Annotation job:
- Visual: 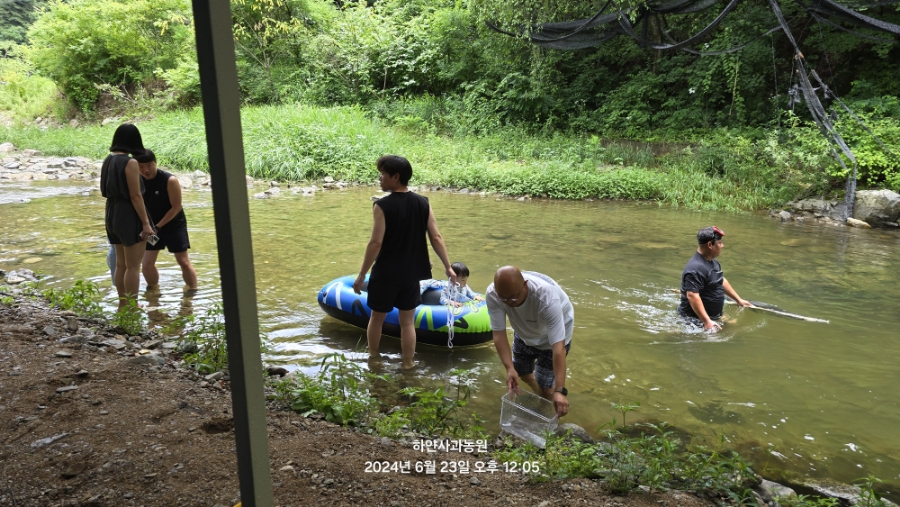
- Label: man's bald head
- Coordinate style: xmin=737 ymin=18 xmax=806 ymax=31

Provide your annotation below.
xmin=494 ymin=266 xmax=524 ymax=296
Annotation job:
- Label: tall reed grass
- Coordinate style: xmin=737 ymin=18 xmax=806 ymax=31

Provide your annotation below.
xmin=0 ymin=103 xmax=800 ymax=209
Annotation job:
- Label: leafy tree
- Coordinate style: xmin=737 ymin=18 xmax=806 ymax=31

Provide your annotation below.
xmin=0 ymin=0 xmax=47 ymax=46
xmin=26 ymin=0 xmax=194 ymax=110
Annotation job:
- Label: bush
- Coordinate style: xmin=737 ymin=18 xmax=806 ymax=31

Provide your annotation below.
xmin=111 ymin=298 xmax=146 ymax=336
xmin=271 ymin=353 xmax=382 ymax=425
xmin=26 ymin=0 xmax=194 ymax=111
xmin=42 ymin=280 xmax=103 ymax=318
xmin=0 ymin=43 xmax=59 ymax=121
xmin=374 ymin=368 xmax=486 ymax=438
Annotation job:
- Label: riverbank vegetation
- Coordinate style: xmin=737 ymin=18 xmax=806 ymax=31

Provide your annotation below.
xmin=4 ymin=275 xmax=894 ymax=505
xmin=1 ymin=0 xmax=899 ymax=209
xmin=0 ymin=104 xmax=845 ymax=210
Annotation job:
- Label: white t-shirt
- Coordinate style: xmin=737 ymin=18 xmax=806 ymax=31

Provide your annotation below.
xmin=486 ymin=271 xmax=574 ymax=350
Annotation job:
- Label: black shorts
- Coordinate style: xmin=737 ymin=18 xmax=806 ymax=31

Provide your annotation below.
xmin=147 ymin=224 xmax=191 ymax=253
xmin=512 ymin=335 xmax=571 ymax=389
xmin=676 ymin=308 xmax=722 ymax=327
xmin=366 ymin=278 xmax=421 ymax=313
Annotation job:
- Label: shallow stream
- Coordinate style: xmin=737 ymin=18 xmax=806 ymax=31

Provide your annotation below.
xmin=2 ymin=181 xmax=898 ymax=495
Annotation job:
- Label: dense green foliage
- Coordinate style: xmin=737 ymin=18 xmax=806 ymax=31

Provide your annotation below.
xmin=0 ymin=103 xmax=826 ymax=209
xmin=1 ymin=0 xmax=899 ymax=203
xmin=25 ymin=0 xmax=195 ymax=111
xmin=0 ymin=0 xmax=46 ymax=45
xmin=0 ymin=43 xmax=58 ymax=120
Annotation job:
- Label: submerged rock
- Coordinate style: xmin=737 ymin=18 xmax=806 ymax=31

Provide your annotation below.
xmin=554 ymin=422 xmax=594 ymax=444
xmin=846 ymin=217 xmax=872 ymax=229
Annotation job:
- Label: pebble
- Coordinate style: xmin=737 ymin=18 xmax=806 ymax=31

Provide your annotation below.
xmin=55 ymin=350 xmax=72 ymax=358
xmin=56 ymin=385 xmax=79 ymax=393
xmin=76 ymin=369 xmax=89 ymax=377
xmin=100 ymin=410 xmax=109 ymax=415
xmin=31 ymin=432 xmax=69 ymax=448
xmin=205 ymin=371 xmax=224 ymax=381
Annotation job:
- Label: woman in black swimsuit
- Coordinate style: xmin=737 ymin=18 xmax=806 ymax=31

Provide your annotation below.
xmin=100 ymin=124 xmax=153 ymax=309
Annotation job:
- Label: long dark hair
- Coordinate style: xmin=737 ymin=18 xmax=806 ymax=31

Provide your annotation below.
xmin=109 ymin=124 xmax=145 ymax=156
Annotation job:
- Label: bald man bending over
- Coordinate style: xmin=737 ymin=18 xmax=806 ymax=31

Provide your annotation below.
xmin=486 ymin=266 xmax=574 ymax=417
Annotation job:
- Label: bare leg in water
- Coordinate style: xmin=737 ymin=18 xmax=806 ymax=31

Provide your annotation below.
xmin=367 ymin=310 xmax=388 ymax=364
xmin=114 ymin=242 xmax=146 ymax=310
xmin=398 ymin=308 xmax=417 ymax=370
xmin=367 ymin=308 xmax=418 ymax=370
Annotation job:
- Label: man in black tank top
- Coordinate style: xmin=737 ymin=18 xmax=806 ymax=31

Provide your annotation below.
xmin=136 ymin=150 xmax=198 ymax=292
xmin=353 ymin=155 xmax=457 ymax=370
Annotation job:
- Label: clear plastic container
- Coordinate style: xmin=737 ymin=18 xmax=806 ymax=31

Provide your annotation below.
xmin=499 ymin=390 xmax=559 ymax=448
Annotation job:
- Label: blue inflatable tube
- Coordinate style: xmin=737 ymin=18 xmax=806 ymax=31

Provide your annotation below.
xmin=317 ymin=275 xmax=493 ymax=347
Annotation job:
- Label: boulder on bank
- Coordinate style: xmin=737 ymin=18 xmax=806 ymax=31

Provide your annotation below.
xmin=852 ymin=189 xmax=900 ymax=227
xmin=784 ymin=198 xmax=841 ymax=219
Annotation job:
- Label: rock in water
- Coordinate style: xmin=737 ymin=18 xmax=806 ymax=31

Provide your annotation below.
xmin=554 ymin=423 xmax=594 ymax=443
xmin=846 ymin=217 xmax=872 ymax=229
xmin=755 ymin=479 xmax=796 ymax=502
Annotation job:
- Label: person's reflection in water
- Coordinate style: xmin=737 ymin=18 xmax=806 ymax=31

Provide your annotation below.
xmin=144 ymin=286 xmax=166 ymax=326
xmin=141 ymin=287 xmax=196 ymax=334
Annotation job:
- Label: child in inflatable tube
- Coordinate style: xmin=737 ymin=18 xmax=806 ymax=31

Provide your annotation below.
xmin=420 ymin=262 xmax=485 ymax=307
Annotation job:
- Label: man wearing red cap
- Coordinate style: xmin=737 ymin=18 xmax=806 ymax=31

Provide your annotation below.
xmin=678 ymin=226 xmax=751 ymax=331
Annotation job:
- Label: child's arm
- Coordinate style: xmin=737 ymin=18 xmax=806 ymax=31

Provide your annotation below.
xmin=440 ymin=283 xmax=463 ymax=306
xmin=465 ymin=285 xmax=484 ymax=301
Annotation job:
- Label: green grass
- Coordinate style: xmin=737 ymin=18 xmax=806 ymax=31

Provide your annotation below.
xmin=0 ymin=56 xmax=60 ymax=121
xmin=0 ymin=103 xmax=803 ymax=210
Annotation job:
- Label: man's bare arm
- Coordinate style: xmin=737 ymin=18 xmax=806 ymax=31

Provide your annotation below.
xmin=425 ymin=206 xmax=456 ymax=284
xmin=353 ymin=206 xmax=386 ymax=294
xmin=686 ymin=291 xmax=720 ymax=331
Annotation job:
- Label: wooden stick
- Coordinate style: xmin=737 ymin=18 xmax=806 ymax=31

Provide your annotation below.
xmin=671 ymin=289 xmax=829 ymax=323
xmin=741 ymin=304 xmax=830 ymax=324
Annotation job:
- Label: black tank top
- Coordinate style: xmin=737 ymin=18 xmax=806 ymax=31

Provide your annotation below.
xmin=371 ymin=191 xmax=432 ymax=284
xmin=101 ymin=153 xmax=142 ymax=202
xmin=142 ymin=168 xmax=186 ymax=228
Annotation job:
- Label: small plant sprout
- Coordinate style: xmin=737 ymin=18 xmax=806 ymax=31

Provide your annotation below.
xmin=611 ymin=401 xmax=640 ymax=428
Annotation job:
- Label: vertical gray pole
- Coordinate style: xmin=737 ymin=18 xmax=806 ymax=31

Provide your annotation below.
xmin=191 ymin=1 xmax=273 ymax=506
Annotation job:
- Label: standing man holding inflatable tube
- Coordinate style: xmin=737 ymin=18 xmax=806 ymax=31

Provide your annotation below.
xmin=353 ymin=155 xmax=456 ymax=371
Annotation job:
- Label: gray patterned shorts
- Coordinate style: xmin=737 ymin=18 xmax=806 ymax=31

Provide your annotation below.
xmin=512 ymin=334 xmax=571 ymax=389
